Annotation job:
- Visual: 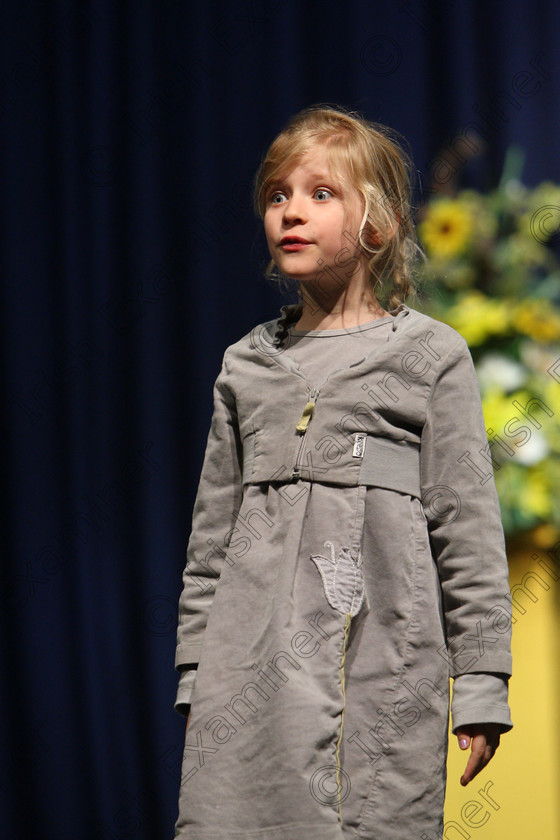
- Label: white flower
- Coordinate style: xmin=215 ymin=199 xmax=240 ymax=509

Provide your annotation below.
xmin=512 ymin=430 xmax=549 ymax=465
xmin=476 ymin=354 xmax=527 ymax=392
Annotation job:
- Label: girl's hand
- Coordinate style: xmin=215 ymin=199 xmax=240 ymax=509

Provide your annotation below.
xmin=456 ymin=723 xmax=501 ymax=786
xmin=186 ymin=709 xmax=191 ymax=734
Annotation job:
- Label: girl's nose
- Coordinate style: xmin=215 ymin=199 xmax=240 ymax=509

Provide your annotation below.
xmin=282 ymin=194 xmax=307 ymax=224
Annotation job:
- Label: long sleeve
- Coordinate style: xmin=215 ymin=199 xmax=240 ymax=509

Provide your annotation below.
xmin=175 ymin=352 xmax=244 ymax=671
xmin=419 ymin=334 xmax=513 ymax=679
xmin=451 ymin=673 xmax=512 ymax=733
xmin=175 ymin=667 xmax=197 ymax=717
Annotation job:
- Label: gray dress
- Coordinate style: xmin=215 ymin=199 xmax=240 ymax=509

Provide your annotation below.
xmin=174 ymin=304 xmax=513 ymax=840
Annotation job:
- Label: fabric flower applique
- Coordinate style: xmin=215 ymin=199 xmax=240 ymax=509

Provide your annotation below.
xmin=310 ymin=540 xmax=365 ymax=618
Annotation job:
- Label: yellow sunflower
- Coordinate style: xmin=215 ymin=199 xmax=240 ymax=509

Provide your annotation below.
xmin=512 ymin=299 xmax=560 ymax=342
xmin=419 ymin=199 xmax=474 ymax=258
xmin=444 ymin=291 xmax=511 ymax=345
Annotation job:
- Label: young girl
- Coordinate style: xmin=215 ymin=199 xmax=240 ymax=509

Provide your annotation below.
xmin=173 ymin=105 xmax=513 ymax=840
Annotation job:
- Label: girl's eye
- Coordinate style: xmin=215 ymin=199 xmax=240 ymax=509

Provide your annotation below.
xmin=314 ymin=188 xmax=332 ymax=201
xmin=269 ymin=192 xmax=286 ymax=205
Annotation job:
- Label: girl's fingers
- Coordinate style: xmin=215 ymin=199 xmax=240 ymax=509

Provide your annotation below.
xmin=459 ymin=731 xmax=499 ymax=786
xmin=456 ymin=729 xmax=471 ymax=750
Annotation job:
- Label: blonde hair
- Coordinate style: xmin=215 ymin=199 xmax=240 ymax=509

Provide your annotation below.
xmin=253 ymin=104 xmax=421 ymax=309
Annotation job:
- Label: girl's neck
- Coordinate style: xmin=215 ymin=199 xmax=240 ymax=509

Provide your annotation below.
xmin=294 ymin=287 xmax=388 ymax=331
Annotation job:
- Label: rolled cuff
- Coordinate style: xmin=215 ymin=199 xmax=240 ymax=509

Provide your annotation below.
xmin=174 ymin=668 xmax=197 ymax=717
xmin=175 ymin=641 xmax=203 ymax=669
xmin=451 ymin=672 xmax=512 ymax=734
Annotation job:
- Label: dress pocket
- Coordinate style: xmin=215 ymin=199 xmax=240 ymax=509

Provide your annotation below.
xmin=411 ymin=495 xmax=432 ymax=554
xmin=241 ymin=428 xmax=256 ymax=484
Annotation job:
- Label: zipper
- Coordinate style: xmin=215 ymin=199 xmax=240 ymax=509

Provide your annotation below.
xmin=292 ymin=387 xmax=318 ymax=480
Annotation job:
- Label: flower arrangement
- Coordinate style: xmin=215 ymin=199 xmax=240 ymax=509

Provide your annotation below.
xmin=415 ymin=152 xmax=560 ymax=542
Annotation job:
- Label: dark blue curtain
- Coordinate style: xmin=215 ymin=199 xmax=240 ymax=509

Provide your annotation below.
xmin=2 ymin=1 xmax=559 ymax=837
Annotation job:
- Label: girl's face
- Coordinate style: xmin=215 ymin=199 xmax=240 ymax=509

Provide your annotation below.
xmin=263 ymin=145 xmax=368 ymax=288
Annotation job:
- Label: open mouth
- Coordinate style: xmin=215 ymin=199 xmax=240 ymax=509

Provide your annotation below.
xmin=280 ymin=237 xmax=312 ymax=250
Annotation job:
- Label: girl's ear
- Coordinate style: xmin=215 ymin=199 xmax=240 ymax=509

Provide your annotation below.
xmin=363 ymin=221 xmax=383 ymax=248
xmin=364 ymin=216 xmax=399 ymax=248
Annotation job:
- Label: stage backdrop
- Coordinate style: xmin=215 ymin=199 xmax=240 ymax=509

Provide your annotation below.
xmin=1 ymin=1 xmax=559 ymax=838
